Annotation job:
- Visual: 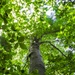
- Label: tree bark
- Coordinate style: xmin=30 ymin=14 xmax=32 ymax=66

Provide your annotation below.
xmin=29 ymin=37 xmax=45 ymax=75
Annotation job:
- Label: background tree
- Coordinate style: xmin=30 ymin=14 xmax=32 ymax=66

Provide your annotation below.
xmin=0 ymin=0 xmax=75 ymax=75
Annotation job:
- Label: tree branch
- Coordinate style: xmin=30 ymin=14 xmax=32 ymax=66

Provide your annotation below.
xmin=38 ymin=27 xmax=65 ymax=40
xmin=40 ymin=41 xmax=67 ymax=58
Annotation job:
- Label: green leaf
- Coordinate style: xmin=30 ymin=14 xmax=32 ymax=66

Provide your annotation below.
xmin=18 ymin=36 xmax=25 ymax=42
xmin=14 ymin=43 xmax=18 ymax=49
xmin=0 ymin=8 xmax=5 ymax=16
xmin=19 ymin=43 xmax=27 ymax=49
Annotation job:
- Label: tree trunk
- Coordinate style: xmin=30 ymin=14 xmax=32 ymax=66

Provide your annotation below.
xmin=29 ymin=37 xmax=45 ymax=75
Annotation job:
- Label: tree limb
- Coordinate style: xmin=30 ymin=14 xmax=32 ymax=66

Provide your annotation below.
xmin=38 ymin=27 xmax=65 ymax=40
xmin=40 ymin=41 xmax=67 ymax=58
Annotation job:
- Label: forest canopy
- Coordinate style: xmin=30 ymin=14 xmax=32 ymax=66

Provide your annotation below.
xmin=0 ymin=0 xmax=75 ymax=75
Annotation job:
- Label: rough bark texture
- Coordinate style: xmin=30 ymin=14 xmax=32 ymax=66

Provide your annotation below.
xmin=29 ymin=37 xmax=45 ymax=75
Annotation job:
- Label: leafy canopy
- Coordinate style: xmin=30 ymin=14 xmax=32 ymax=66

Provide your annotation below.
xmin=0 ymin=0 xmax=75 ymax=75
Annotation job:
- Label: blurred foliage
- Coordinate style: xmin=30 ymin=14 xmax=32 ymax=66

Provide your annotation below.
xmin=0 ymin=0 xmax=75 ymax=75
